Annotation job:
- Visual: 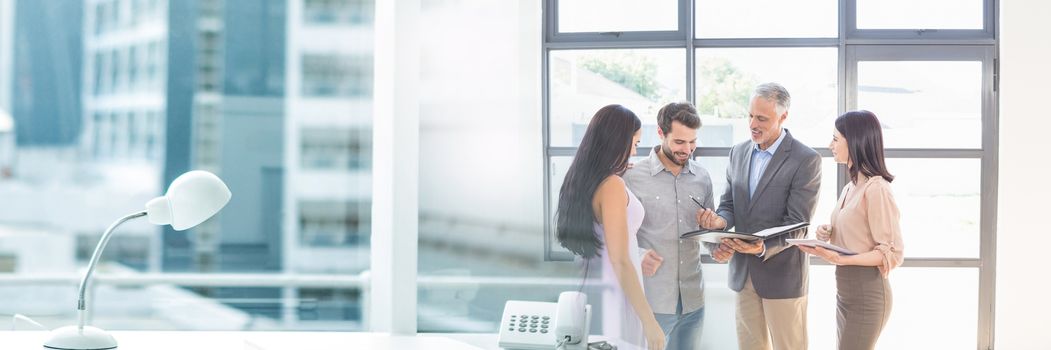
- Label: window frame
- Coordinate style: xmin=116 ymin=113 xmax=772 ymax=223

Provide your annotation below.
xmin=545 ymin=0 xmax=689 ymax=44
xmin=542 ymin=0 xmax=998 ymax=347
xmin=846 ymin=0 xmax=996 ymax=41
xmin=845 ymin=44 xmax=998 ymax=348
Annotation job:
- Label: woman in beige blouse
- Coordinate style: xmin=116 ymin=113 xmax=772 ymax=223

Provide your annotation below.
xmin=797 ymin=110 xmax=904 ymax=350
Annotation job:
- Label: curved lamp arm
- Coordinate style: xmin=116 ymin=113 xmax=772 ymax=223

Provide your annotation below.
xmin=76 ymin=211 xmax=147 ymax=330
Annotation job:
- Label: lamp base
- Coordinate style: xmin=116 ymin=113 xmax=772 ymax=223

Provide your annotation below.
xmin=43 ymin=325 xmax=118 ymax=350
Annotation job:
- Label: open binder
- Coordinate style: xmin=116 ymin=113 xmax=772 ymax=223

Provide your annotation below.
xmin=680 ymin=222 xmax=809 ymax=244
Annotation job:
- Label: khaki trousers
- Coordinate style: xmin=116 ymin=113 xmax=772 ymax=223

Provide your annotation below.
xmin=735 ymin=275 xmax=808 ymax=350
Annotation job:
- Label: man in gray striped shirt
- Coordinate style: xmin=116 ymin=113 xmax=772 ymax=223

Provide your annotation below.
xmin=624 ymin=102 xmax=713 ymax=350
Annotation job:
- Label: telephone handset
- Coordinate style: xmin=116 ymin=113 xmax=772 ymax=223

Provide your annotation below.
xmin=554 ymin=292 xmax=588 ymax=347
xmin=497 ymin=291 xmax=593 ymax=350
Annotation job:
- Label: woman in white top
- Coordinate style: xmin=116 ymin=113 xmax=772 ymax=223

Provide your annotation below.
xmin=556 ymin=104 xmax=665 ymax=350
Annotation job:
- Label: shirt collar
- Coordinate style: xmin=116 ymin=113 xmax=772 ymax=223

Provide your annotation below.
xmin=753 ymin=128 xmax=788 ymax=155
xmin=648 ymin=145 xmax=697 ymax=177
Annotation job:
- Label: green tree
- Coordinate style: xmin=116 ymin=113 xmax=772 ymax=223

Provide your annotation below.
xmin=696 ymin=58 xmax=757 ymax=119
xmin=579 ymin=53 xmax=660 ymax=100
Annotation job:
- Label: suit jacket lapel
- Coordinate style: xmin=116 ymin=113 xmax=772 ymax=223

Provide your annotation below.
xmin=748 ymin=131 xmax=795 ymax=211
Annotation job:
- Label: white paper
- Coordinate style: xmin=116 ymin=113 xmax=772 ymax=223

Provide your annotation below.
xmin=753 ymin=222 xmax=809 ymax=237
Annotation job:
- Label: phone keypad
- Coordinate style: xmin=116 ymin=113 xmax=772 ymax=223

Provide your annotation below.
xmin=508 ymin=314 xmax=550 ymax=334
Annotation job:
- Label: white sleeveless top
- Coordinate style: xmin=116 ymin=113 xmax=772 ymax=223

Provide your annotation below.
xmin=594 ymin=187 xmax=646 ymax=347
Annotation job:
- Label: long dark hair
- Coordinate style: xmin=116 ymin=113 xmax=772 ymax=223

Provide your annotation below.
xmin=556 ymin=105 xmax=642 ymax=259
xmin=835 ymin=110 xmax=894 ymax=183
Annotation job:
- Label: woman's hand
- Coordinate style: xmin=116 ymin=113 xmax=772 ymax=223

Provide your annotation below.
xmin=815 ymin=224 xmax=833 ymax=241
xmin=797 ymin=245 xmax=844 ymax=265
xmin=643 ymin=320 xmax=666 ymax=350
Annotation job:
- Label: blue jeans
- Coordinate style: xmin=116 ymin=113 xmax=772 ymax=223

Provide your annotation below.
xmin=653 ymin=299 xmax=705 ymax=350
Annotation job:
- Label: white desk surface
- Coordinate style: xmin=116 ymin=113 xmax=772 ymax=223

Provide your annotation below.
xmin=1 ymin=331 xmax=638 ymax=350
xmin=446 ymin=333 xmax=638 ymax=350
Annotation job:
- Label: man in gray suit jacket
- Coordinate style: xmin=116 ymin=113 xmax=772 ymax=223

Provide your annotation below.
xmin=697 ymin=83 xmax=821 ymax=350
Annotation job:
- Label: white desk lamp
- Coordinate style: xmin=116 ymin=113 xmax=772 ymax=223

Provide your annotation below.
xmin=43 ymin=170 xmax=232 ymax=350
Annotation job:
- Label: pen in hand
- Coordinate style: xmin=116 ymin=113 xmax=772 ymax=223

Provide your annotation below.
xmin=692 ymin=196 xmax=718 ymax=231
xmin=691 ymin=196 xmax=707 ymax=211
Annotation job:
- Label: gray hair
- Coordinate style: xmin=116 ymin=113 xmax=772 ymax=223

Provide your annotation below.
xmin=753 ymin=82 xmax=791 ymax=115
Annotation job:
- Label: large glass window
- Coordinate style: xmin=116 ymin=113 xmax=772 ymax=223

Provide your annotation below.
xmin=557 ymin=0 xmax=679 ymax=33
xmin=0 ymin=0 xmax=373 ymax=332
xmin=806 ymin=266 xmax=979 ymax=349
xmin=543 ymin=1 xmax=997 ymax=348
xmin=549 ymin=49 xmax=686 ymax=147
xmin=856 ymin=60 xmax=983 ymax=149
xmin=696 ymin=0 xmax=838 ymax=38
xmin=694 ymin=47 xmax=838 ymax=147
xmin=856 ymin=0 xmax=984 ymax=30
xmin=0 ymin=0 xmax=997 ymax=343
xmin=885 ymin=158 xmax=981 ymax=258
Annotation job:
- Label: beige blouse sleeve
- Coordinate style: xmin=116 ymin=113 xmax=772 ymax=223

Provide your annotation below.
xmin=866 ymin=180 xmax=905 ymax=278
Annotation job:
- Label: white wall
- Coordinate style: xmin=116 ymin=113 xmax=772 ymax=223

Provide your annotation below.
xmin=995 ymin=1 xmax=1051 ymax=348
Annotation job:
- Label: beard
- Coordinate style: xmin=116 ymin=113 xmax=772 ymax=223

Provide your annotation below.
xmin=661 ymin=144 xmax=689 ymax=166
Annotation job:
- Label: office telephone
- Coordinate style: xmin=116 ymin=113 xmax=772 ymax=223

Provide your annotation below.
xmin=497 ymin=291 xmax=593 ymax=350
